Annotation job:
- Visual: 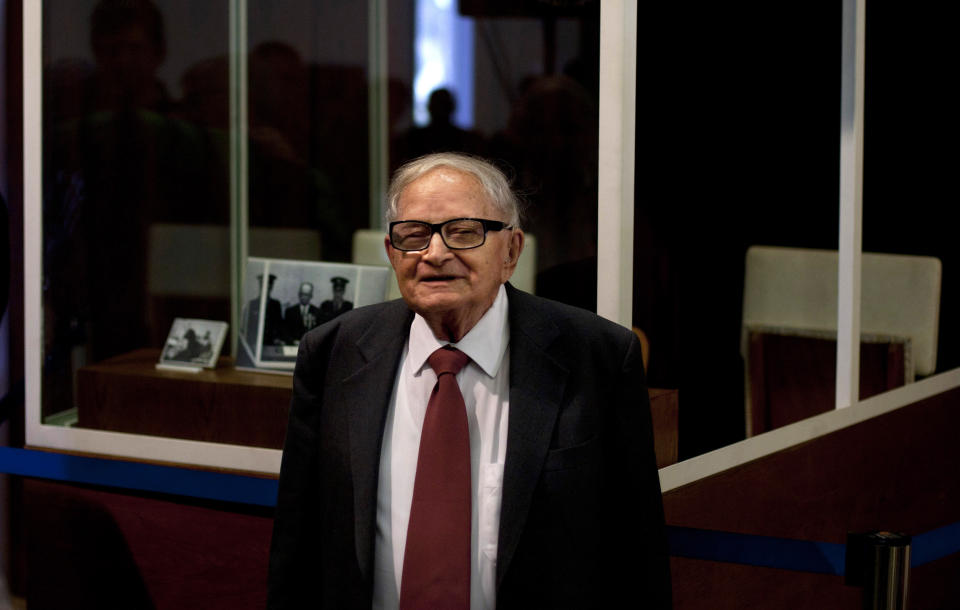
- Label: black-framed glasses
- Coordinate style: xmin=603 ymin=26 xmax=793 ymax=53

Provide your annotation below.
xmin=388 ymin=218 xmax=513 ymax=251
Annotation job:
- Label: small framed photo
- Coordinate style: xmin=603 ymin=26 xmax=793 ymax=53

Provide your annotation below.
xmin=236 ymin=257 xmax=393 ymax=374
xmin=158 ymin=318 xmax=229 ymax=371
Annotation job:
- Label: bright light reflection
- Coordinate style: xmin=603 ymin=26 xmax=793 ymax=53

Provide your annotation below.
xmin=414 ymin=0 xmax=474 ymax=127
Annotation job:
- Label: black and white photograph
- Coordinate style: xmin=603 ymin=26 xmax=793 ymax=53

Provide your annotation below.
xmin=236 ymin=257 xmax=392 ymax=372
xmin=158 ymin=318 xmax=229 ymax=369
xmin=239 ymin=258 xmax=282 ymax=355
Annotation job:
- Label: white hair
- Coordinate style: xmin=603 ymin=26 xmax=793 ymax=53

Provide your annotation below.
xmin=385 ymin=152 xmax=521 ymax=229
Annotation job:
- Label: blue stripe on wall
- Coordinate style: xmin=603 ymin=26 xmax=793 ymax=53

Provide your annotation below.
xmin=0 ymin=447 xmax=278 ymax=507
xmin=667 ymin=526 xmax=847 ymax=575
xmin=2 ymin=447 xmax=958 ymax=571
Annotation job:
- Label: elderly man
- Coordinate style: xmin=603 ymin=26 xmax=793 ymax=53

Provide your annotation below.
xmin=268 ymin=153 xmax=670 ymax=609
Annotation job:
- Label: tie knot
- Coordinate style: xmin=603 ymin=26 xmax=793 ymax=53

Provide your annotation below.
xmin=428 ymin=346 xmax=470 ymax=377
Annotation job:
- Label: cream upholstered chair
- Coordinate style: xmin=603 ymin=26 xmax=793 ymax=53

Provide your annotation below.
xmin=147 ymin=223 xmax=231 ymax=300
xmin=148 ymin=223 xmax=323 ymax=299
xmin=351 ymin=229 xmax=401 ymax=301
xmin=510 ymin=232 xmax=537 ymax=295
xmin=741 ymin=245 xmax=941 ymax=434
xmin=351 ymin=229 xmax=537 ymax=299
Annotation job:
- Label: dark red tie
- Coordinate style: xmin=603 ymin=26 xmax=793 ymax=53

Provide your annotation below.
xmin=400 ymin=346 xmax=472 ymax=610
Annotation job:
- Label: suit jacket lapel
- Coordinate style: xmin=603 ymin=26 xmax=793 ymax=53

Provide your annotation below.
xmin=497 ymin=285 xmax=569 ymax=587
xmin=339 ymin=288 xmax=568 ymax=586
xmin=341 ymin=301 xmax=413 ymax=582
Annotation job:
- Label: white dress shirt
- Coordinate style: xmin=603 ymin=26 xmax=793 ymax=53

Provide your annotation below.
xmin=373 ymin=284 xmax=511 ymax=610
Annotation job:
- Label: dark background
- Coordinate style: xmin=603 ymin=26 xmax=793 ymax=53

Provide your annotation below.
xmin=4 ymin=0 xmax=958 ymax=461
xmin=631 ymin=1 xmax=957 ymax=457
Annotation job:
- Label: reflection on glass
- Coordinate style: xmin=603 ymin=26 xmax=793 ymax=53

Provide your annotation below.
xmin=246 ymin=1 xmax=368 ymax=263
xmin=413 ymin=0 xmax=474 ymax=128
xmin=861 ymin=2 xmax=957 ymax=378
xmin=394 ymin=2 xmax=601 ymax=313
xmin=40 ymin=0 xmax=604 ymax=443
xmin=42 ymin=0 xmax=230 ymax=423
xmin=632 ymin=4 xmax=842 ymax=458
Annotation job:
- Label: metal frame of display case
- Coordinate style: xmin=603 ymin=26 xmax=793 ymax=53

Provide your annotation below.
xmin=22 ymin=0 xmax=642 ymax=474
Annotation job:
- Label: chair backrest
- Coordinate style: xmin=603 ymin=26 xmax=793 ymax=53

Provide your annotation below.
xmin=351 ymin=229 xmax=400 ymax=300
xmin=351 ymin=229 xmax=538 ymax=299
xmin=147 ymin=223 xmax=230 ymax=298
xmin=512 ymin=233 xmax=537 ymax=295
xmin=148 ymin=224 xmax=323 ymax=297
xmin=742 ymin=245 xmax=941 ymax=376
xmin=249 ymin=227 xmax=322 ymax=261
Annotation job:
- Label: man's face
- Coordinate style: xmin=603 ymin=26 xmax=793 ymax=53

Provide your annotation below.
xmin=385 ymin=168 xmax=523 ymax=330
xmin=298 ymin=288 xmax=312 ymax=305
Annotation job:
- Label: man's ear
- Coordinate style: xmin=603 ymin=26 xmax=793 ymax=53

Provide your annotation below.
xmin=384 ymin=235 xmax=398 ymax=270
xmin=511 ymin=230 xmax=525 ymax=264
xmin=501 ymin=229 xmax=525 ymax=282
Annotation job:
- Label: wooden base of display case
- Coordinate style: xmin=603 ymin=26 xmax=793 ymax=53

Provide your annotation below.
xmin=76 ymin=349 xmax=292 ymax=448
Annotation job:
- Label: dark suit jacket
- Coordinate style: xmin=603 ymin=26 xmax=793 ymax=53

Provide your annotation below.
xmin=268 ymin=284 xmax=671 ymax=608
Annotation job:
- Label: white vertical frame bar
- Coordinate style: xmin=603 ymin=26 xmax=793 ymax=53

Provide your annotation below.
xmin=0 ymin=1 xmax=8 ymax=198
xmin=23 ymin=0 xmax=42 ymax=444
xmin=228 ymin=0 xmax=249 ymax=356
xmin=597 ymin=0 xmax=637 ymax=328
xmin=368 ymin=0 xmax=389 ymax=229
xmin=836 ymin=0 xmax=866 ymax=409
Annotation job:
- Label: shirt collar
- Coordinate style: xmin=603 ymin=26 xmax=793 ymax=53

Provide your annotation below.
xmin=407 ymin=284 xmax=510 ymax=378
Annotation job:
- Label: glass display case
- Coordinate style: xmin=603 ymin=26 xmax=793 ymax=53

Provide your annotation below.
xmin=24 ymin=0 xmax=612 ymax=472
xmin=22 ymin=1 xmax=960 ymax=474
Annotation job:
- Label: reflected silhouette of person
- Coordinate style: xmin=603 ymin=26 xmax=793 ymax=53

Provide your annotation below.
xmin=284 ymin=282 xmax=323 ymax=345
xmin=178 ymin=55 xmax=229 ymax=129
xmin=490 ymin=74 xmax=598 ymax=289
xmin=88 ymin=0 xmax=170 ymax=112
xmin=393 ymin=88 xmax=486 ymax=169
xmin=248 ymin=41 xmax=310 ymax=164
xmin=45 ymin=0 xmax=225 ymax=373
xmin=245 ymin=41 xmax=346 ymax=259
xmin=318 ymin=276 xmax=353 ymax=324
xmin=44 ymin=0 xmax=171 ymax=366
